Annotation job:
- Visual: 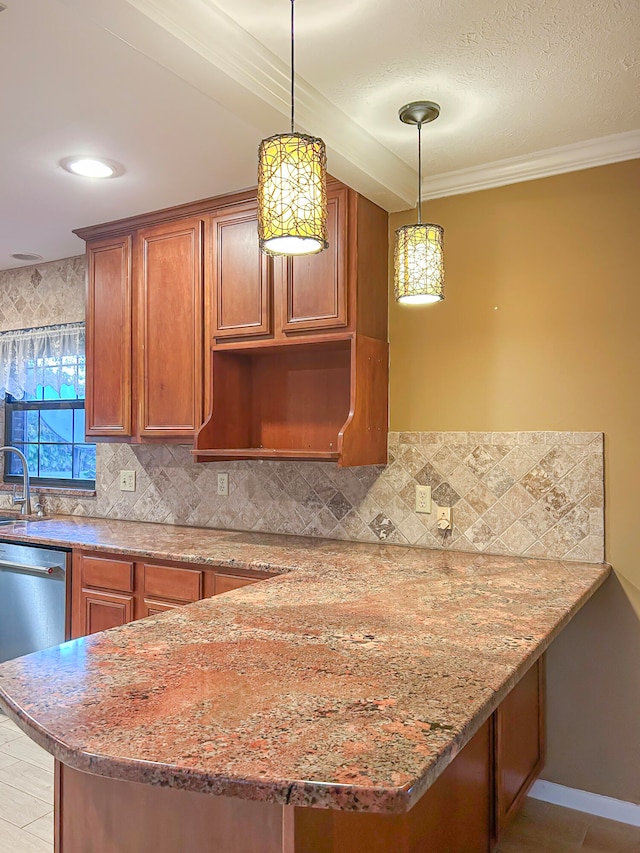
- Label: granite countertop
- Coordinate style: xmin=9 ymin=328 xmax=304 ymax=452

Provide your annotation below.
xmin=0 ymin=516 xmax=610 ymax=814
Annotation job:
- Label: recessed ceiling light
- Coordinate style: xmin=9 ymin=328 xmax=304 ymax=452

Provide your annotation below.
xmin=60 ymin=156 xmax=124 ymax=179
xmin=11 ymin=253 xmax=43 ymax=262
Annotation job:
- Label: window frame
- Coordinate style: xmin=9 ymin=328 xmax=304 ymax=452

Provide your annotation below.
xmin=3 ymin=396 xmax=96 ymax=490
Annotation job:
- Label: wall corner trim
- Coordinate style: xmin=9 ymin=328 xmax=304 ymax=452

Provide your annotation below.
xmin=529 ymin=780 xmax=640 ymax=827
xmin=422 ymin=130 xmax=640 ymax=200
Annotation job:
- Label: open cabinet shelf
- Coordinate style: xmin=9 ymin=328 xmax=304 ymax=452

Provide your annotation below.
xmin=192 ymin=449 xmax=341 ymax=462
xmin=193 ymin=336 xmax=387 ymax=467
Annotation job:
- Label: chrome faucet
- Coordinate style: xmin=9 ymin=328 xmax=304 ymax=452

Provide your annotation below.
xmin=0 ymin=446 xmax=32 ymax=516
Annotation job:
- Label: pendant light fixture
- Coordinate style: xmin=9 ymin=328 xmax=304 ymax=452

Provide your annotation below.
xmin=257 ymin=0 xmax=328 ymax=257
xmin=394 ymin=101 xmax=444 ymax=304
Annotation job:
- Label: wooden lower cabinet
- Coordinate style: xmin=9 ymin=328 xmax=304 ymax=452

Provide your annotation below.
xmin=495 ymin=658 xmax=545 ymax=835
xmin=71 ymin=550 xmax=266 ymax=638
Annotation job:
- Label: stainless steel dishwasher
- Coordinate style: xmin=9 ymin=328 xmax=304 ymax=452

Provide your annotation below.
xmin=0 ymin=540 xmax=68 ymax=663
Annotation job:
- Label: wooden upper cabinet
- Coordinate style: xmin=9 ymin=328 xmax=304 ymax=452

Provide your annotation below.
xmin=194 ymin=181 xmax=389 ymax=467
xmin=137 ymin=219 xmax=204 ymax=437
xmin=210 ymin=203 xmax=271 ymax=340
xmin=85 ymin=236 xmax=132 ymax=437
xmin=77 ymin=180 xmax=388 ymax=462
xmin=208 ymin=185 xmax=352 ymax=344
xmin=278 ymin=186 xmax=348 ymax=334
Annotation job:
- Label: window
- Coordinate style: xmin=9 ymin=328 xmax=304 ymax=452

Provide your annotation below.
xmin=3 ymin=350 xmax=96 ymax=489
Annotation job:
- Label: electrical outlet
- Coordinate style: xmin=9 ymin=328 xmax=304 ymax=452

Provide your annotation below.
xmin=415 ymin=484 xmax=432 ymax=513
xmin=119 ymin=470 xmax=136 ymax=492
xmin=436 ymin=505 xmax=452 ymax=531
xmin=217 ymin=472 xmax=229 ymax=496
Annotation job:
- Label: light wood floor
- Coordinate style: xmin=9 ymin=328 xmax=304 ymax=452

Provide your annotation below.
xmin=1 ymin=709 xmax=638 ymax=851
xmin=498 ymin=795 xmax=640 ymax=852
xmin=0 ymin=711 xmax=53 ymax=852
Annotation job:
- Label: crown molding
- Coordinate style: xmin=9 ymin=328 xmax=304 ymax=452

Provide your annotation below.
xmin=422 ymin=130 xmax=640 ymax=200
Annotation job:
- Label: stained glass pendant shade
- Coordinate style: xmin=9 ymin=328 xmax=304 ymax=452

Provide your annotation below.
xmin=257 ymin=0 xmax=328 ymax=256
xmin=394 ymin=101 xmax=445 ymax=304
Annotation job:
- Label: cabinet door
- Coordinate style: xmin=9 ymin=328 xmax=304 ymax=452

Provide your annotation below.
xmin=142 ymin=599 xmax=181 ymax=618
xmin=495 ymin=657 xmax=545 ymax=835
xmin=137 ymin=219 xmax=204 ymax=438
xmin=279 ymin=186 xmax=348 ymax=334
xmin=86 ymin=236 xmax=133 ymax=437
xmin=210 ymin=203 xmax=271 ymax=340
xmin=214 ymin=573 xmax=260 ymax=596
xmin=79 ymin=589 xmax=134 ymax=637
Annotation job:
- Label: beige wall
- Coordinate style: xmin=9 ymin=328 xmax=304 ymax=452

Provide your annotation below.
xmin=389 ymin=159 xmax=640 ymax=804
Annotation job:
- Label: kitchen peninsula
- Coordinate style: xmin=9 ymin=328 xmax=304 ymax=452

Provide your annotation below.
xmin=0 ymin=517 xmax=610 ymax=852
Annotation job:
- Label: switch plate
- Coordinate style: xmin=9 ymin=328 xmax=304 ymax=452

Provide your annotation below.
xmin=415 ymin=485 xmax=432 ymax=513
xmin=119 ymin=470 xmax=136 ymax=492
xmin=436 ymin=505 xmax=452 ymax=530
xmin=217 ymin=472 xmax=229 ymax=496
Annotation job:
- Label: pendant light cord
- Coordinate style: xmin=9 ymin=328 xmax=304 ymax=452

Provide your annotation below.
xmin=417 ymin=121 xmax=422 ymax=225
xmin=290 ymin=0 xmax=295 ymax=133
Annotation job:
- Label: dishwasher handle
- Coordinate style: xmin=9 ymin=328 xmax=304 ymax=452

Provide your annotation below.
xmin=0 ymin=559 xmax=61 ymax=576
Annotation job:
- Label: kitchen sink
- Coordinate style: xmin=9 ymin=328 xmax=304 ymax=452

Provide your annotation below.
xmin=0 ymin=513 xmax=43 ymax=525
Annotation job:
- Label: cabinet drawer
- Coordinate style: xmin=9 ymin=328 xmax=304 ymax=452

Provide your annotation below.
xmin=80 ymin=555 xmax=134 ymax=593
xmin=142 ymin=563 xmax=203 ymax=603
xmin=214 ymin=573 xmax=260 ymax=596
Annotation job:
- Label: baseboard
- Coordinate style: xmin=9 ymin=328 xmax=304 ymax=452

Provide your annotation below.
xmin=529 ymin=780 xmax=640 ymax=827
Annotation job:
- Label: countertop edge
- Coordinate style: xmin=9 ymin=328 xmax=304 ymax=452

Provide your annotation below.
xmin=0 ymin=521 xmax=298 ymax=575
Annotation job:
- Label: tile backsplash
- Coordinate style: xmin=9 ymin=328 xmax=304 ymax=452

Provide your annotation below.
xmin=0 ymin=257 xmax=84 ymax=332
xmin=28 ymin=431 xmax=604 ymax=562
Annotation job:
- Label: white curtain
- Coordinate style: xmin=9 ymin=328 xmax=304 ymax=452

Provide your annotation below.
xmin=0 ymin=323 xmax=85 ymax=400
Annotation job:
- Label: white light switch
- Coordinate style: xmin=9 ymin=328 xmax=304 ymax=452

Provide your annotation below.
xmin=415 ymin=485 xmax=432 ymax=513
xmin=217 ymin=472 xmax=229 ymax=496
xmin=119 ymin=470 xmax=136 ymax=492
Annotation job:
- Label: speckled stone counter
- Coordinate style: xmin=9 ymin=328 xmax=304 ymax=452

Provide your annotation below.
xmin=0 ymin=516 xmax=610 ymax=813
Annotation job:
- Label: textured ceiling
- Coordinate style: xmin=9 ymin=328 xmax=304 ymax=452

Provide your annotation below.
xmin=216 ymin=0 xmax=640 ymax=173
xmin=0 ymin=0 xmax=638 ymax=268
